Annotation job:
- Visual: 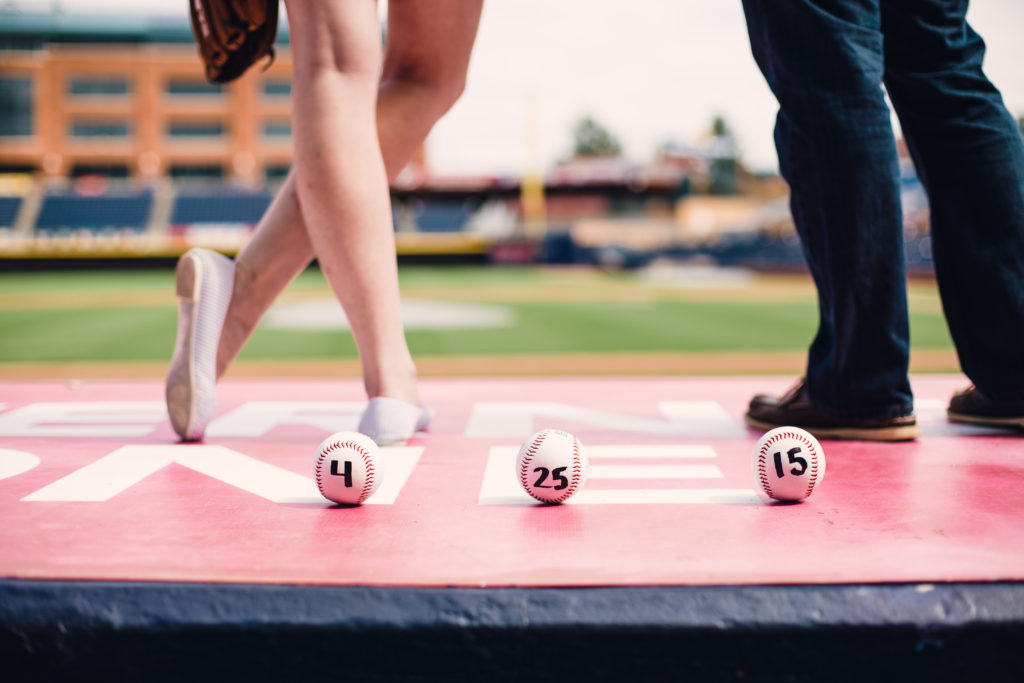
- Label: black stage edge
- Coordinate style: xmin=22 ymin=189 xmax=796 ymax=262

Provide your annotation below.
xmin=0 ymin=252 xmax=491 ymax=271
xmin=2 ymin=580 xmax=1022 ymax=682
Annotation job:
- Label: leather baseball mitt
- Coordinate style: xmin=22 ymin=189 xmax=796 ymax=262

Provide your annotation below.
xmin=189 ymin=0 xmax=280 ymax=83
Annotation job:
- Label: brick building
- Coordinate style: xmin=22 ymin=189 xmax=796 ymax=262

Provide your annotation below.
xmin=0 ymin=11 xmax=294 ymax=184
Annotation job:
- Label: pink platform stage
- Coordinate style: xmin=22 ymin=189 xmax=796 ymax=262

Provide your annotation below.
xmin=1 ymin=376 xmax=1022 ymax=587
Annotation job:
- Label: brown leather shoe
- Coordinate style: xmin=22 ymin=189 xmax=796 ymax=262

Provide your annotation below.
xmin=947 ymin=386 xmax=1024 ymax=429
xmin=745 ymin=379 xmax=920 ymax=441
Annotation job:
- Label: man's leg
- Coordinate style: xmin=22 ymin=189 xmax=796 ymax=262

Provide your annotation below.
xmin=741 ymin=0 xmax=915 ymax=428
xmin=882 ymin=0 xmax=1024 ymax=409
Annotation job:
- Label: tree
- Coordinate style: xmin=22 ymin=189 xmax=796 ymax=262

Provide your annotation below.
xmin=572 ymin=116 xmax=622 ymax=157
xmin=707 ymin=115 xmax=739 ymax=195
xmin=711 ymin=115 xmax=731 ymax=137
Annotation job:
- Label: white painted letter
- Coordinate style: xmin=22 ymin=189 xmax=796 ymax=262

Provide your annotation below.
xmin=0 ymin=402 xmax=165 ymax=437
xmin=23 ymin=444 xmax=422 ymax=505
xmin=465 ymin=401 xmax=745 ymax=438
xmin=479 ymin=444 xmax=758 ymax=506
xmin=207 ymin=402 xmax=364 ymax=438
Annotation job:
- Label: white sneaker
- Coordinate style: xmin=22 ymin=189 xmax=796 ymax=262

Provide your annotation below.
xmin=358 ymin=396 xmax=433 ymax=446
xmin=166 ymin=248 xmax=235 ymax=441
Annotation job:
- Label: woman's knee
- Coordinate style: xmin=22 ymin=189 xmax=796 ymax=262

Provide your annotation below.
xmin=381 ymin=55 xmax=467 ymax=114
xmin=379 ymin=0 xmax=480 ymax=114
xmin=285 ymin=0 xmax=382 ymax=84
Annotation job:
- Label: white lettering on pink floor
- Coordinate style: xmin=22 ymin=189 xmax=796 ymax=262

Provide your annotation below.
xmin=479 ymin=444 xmax=759 ymax=505
xmin=206 ymin=402 xmax=364 ymax=438
xmin=0 ymin=400 xmax=748 ymax=439
xmin=0 ymin=449 xmax=40 ymax=481
xmin=465 ymin=402 xmax=745 ymax=438
xmin=0 ymin=402 xmax=165 ymax=437
xmin=21 ymin=444 xmax=422 ymax=505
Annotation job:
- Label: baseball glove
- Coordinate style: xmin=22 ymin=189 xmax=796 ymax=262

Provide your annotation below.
xmin=189 ymin=0 xmax=280 ymax=83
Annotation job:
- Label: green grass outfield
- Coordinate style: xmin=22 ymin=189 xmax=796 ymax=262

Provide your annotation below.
xmin=0 ymin=265 xmax=956 ymax=370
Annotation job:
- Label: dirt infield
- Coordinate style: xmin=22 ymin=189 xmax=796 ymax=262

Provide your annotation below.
xmin=0 ymin=349 xmax=960 ymax=381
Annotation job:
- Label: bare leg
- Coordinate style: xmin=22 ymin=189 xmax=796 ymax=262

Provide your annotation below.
xmin=216 ymin=172 xmax=313 ymax=379
xmin=377 ymin=0 xmax=484 ymax=175
xmin=215 ymin=0 xmax=484 ymax=385
xmin=271 ymin=0 xmax=412 ymax=404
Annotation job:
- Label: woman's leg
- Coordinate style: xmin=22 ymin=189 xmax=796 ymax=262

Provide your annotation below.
xmin=281 ymin=0 xmax=415 ymax=405
xmin=216 ymin=171 xmax=313 ymax=379
xmin=376 ymin=0 xmax=484 ymax=175
xmin=214 ymin=0 xmax=484 ymax=378
xmin=169 ymin=0 xmax=482 ymax=441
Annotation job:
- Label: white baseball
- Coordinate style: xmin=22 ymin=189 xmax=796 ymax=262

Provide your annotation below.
xmin=751 ymin=426 xmax=825 ymax=502
xmin=516 ymin=429 xmax=588 ymax=504
xmin=314 ymin=431 xmax=381 ymax=505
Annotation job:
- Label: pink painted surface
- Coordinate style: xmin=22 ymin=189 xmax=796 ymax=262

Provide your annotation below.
xmin=0 ymin=376 xmax=1021 ymax=587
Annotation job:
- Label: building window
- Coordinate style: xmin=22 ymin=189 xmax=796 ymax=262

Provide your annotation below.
xmin=168 ymin=122 xmax=225 ymax=138
xmin=0 ymin=164 xmax=36 ymax=174
xmin=264 ymin=164 xmax=291 ymax=181
xmin=68 ymin=77 xmax=131 ymax=97
xmin=166 ymin=80 xmax=223 ymax=97
xmin=262 ymin=80 xmax=291 ymax=98
xmin=0 ymin=77 xmax=33 ymax=137
xmin=169 ymin=164 xmax=224 ymax=180
xmin=262 ymin=121 xmax=291 ymax=139
xmin=71 ymin=121 xmax=131 ymax=138
xmin=70 ymin=163 xmax=130 ymax=178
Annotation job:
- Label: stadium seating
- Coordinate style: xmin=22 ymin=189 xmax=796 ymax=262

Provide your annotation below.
xmin=170 ymin=186 xmax=273 ymax=227
xmin=35 ymin=186 xmax=152 ymax=234
xmin=0 ymin=196 xmax=21 ymax=228
xmin=405 ymin=199 xmax=477 ymax=233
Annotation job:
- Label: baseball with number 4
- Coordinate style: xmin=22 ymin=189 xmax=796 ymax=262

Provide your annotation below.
xmin=314 ymin=431 xmax=381 ymax=505
xmin=516 ymin=429 xmax=588 ymax=504
xmin=751 ymin=426 xmax=826 ymax=502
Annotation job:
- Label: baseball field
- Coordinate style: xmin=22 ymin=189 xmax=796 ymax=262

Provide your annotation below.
xmin=0 ymin=262 xmax=958 ymax=378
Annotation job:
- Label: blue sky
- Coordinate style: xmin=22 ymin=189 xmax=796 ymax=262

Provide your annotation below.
xmin=9 ymin=0 xmax=1024 ymax=176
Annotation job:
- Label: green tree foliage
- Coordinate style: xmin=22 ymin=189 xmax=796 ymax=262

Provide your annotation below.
xmin=711 ymin=115 xmax=731 ymax=137
xmin=572 ymin=116 xmax=622 ymax=157
xmin=708 ymin=115 xmax=739 ymax=195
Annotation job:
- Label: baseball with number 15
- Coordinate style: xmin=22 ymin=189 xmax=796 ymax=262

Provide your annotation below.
xmin=751 ymin=426 xmax=826 ymax=502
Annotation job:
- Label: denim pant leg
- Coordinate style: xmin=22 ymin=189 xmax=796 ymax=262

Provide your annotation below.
xmin=741 ymin=0 xmax=914 ymax=418
xmin=881 ymin=0 xmax=1024 ymax=402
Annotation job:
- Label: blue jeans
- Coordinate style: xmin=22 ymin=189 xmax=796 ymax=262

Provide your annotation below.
xmin=742 ymin=0 xmax=1024 ymax=416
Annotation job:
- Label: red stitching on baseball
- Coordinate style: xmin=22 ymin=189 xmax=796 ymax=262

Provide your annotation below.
xmin=757 ymin=450 xmax=774 ymax=499
xmin=804 ymin=448 xmax=820 ymax=498
xmin=361 ymin=453 xmax=376 ymax=501
xmin=519 ymin=431 xmax=548 ymax=492
xmin=786 ymin=431 xmax=820 ymax=500
xmin=550 ymin=436 xmax=582 ymax=504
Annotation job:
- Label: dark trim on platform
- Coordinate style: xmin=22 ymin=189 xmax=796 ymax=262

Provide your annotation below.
xmin=2 ymin=580 xmax=1022 ymax=682
xmin=0 ymin=252 xmax=490 ymax=271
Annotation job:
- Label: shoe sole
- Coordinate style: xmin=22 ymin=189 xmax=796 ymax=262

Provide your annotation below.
xmin=744 ymin=414 xmax=921 ymax=442
xmin=165 ymin=250 xmax=234 ymax=442
xmin=947 ymin=411 xmax=1024 ymax=429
